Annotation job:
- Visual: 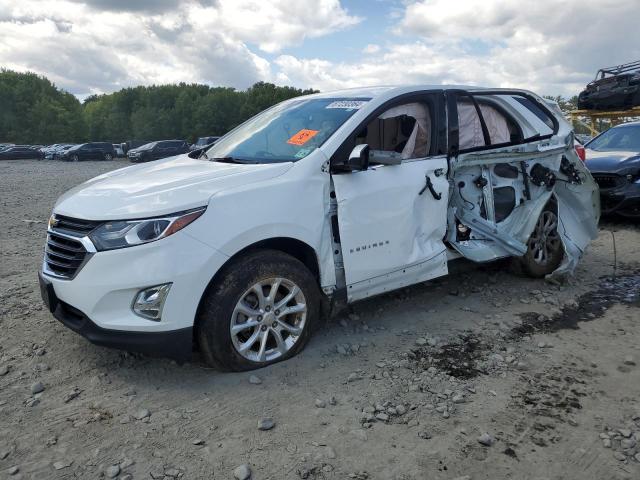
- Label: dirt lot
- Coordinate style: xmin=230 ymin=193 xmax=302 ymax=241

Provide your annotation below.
xmin=1 ymin=159 xmax=639 ymax=480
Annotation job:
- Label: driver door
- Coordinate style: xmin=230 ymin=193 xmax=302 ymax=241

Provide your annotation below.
xmin=331 ymin=92 xmax=450 ymax=302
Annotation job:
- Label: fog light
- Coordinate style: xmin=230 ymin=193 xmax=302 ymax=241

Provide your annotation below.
xmin=132 ymin=283 xmax=172 ymax=321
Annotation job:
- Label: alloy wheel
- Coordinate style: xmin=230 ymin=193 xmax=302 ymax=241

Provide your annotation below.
xmin=528 ymin=210 xmax=561 ymax=265
xmin=230 ymin=277 xmax=307 ymax=363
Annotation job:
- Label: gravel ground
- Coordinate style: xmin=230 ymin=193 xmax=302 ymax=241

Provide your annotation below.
xmin=1 ymin=159 xmax=639 ymax=480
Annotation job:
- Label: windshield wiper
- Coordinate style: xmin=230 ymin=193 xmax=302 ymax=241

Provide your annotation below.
xmin=211 ymin=156 xmax=256 ymax=164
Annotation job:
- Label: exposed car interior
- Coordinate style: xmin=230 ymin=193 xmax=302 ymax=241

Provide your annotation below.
xmin=457 ymin=99 xmax=519 ymax=149
xmin=355 ymin=102 xmax=434 ymax=161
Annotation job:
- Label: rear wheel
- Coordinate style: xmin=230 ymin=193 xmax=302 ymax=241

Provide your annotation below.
xmin=104 ymin=153 xmax=113 ymax=161
xmin=196 ymin=250 xmax=320 ymax=371
xmin=518 ymin=207 xmax=564 ymax=278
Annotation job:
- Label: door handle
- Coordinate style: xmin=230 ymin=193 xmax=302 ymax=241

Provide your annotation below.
xmin=419 ymin=174 xmax=442 ymax=200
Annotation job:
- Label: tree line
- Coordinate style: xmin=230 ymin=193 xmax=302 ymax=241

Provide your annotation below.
xmin=1 ymin=69 xmax=590 ymax=145
xmin=0 ymin=69 xmax=316 ymax=145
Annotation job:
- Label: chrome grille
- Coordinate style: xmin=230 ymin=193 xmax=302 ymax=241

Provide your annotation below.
xmin=592 ymin=174 xmax=625 ymax=190
xmin=44 ymin=232 xmax=89 ymax=278
xmin=44 ymin=215 xmax=100 ymax=279
xmin=53 ymin=214 xmax=100 ymax=235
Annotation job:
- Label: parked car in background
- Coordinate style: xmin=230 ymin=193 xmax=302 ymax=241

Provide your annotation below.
xmin=578 ymin=60 xmax=640 ymax=110
xmin=113 ymin=144 xmax=125 ymax=157
xmin=52 ymin=144 xmax=76 ymax=160
xmin=39 ymin=85 xmax=599 ymax=370
xmin=123 ymin=140 xmax=150 ymax=155
xmin=128 ymin=140 xmax=189 ymax=163
xmin=0 ymin=143 xmax=15 ymax=151
xmin=575 ymin=134 xmax=593 ymax=145
xmin=189 ymin=136 xmax=220 ymax=151
xmin=43 ymin=144 xmax=74 ymax=160
xmin=574 ymin=137 xmax=586 ymax=161
xmin=584 ymin=121 xmax=640 ymax=217
xmin=60 ymin=142 xmax=116 ymax=162
xmin=0 ymin=145 xmax=43 ymax=160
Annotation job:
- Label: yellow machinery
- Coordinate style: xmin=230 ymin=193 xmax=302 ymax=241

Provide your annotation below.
xmin=569 ymin=106 xmax=640 ymax=136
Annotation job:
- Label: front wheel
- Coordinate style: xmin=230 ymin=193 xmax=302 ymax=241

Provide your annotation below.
xmin=196 ymin=250 xmax=320 ymax=371
xmin=71 ymin=154 xmax=79 ymax=162
xmin=517 ymin=207 xmax=564 ymax=278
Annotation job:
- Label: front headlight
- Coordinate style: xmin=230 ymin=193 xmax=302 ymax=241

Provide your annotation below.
xmin=89 ymin=207 xmax=205 ymax=251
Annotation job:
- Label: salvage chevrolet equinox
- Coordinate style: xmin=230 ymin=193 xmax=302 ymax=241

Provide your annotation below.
xmin=39 ymin=86 xmax=600 ymax=371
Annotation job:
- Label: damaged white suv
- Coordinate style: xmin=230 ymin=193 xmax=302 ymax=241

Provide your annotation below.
xmin=39 ymin=86 xmax=600 ymax=371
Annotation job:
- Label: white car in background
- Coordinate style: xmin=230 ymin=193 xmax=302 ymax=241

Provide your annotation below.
xmin=39 ymin=86 xmax=599 ymax=371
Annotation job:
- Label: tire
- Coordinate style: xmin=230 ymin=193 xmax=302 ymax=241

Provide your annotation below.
xmin=517 ymin=206 xmax=564 ymax=278
xmin=71 ymin=154 xmax=79 ymax=162
xmin=196 ymin=249 xmax=321 ymax=371
xmin=104 ymin=153 xmax=113 ymax=161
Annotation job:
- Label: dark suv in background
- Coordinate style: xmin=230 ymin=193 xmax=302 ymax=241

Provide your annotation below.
xmin=127 ymin=140 xmax=189 ymax=163
xmin=61 ymin=142 xmax=116 ymax=162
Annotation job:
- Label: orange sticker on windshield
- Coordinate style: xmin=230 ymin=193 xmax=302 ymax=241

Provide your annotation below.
xmin=287 ymin=129 xmax=319 ymax=146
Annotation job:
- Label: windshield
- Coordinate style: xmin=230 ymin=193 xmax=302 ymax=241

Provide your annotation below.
xmin=138 ymin=142 xmax=156 ymax=150
xmin=587 ymin=125 xmax=640 ymax=152
xmin=205 ymin=97 xmax=369 ymax=163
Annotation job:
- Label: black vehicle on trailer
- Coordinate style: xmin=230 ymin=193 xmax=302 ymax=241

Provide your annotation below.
xmin=578 ymin=60 xmax=640 ymax=110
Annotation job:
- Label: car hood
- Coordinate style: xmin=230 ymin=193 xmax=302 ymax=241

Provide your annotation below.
xmin=584 ymin=149 xmax=640 ymax=173
xmin=54 ymin=154 xmax=293 ymax=220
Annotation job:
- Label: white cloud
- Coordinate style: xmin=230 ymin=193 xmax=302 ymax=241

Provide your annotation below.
xmin=396 ymin=0 xmax=640 ymax=95
xmin=1 ymin=0 xmax=639 ymax=99
xmin=188 ymin=0 xmax=361 ymax=53
xmin=273 ymin=0 xmax=640 ymax=97
xmin=0 ymin=0 xmax=360 ymax=96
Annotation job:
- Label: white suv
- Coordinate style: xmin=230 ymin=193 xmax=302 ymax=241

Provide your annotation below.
xmin=39 ymin=86 xmax=600 ymax=371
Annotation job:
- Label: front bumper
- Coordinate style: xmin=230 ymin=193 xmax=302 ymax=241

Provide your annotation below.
xmin=597 ymin=181 xmax=640 ymax=217
xmin=40 ymin=229 xmax=229 ymax=360
xmin=40 ymin=271 xmax=193 ymax=360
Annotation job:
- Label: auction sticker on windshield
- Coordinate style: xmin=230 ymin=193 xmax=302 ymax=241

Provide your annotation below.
xmin=326 ymin=100 xmax=368 ymax=109
xmin=287 ymin=129 xmax=319 ymax=146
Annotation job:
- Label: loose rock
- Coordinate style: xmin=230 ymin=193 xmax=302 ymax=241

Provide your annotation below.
xmin=133 ymin=408 xmax=150 ymax=420
xmin=53 ymin=460 xmax=71 ymax=470
xmin=248 ymin=375 xmax=262 ymax=385
xmin=31 ymin=381 xmax=45 ymax=395
xmin=257 ymin=417 xmax=275 ymax=431
xmin=234 ymin=464 xmax=251 ymax=480
xmin=106 ymin=464 xmax=120 ymax=478
xmin=478 ymin=432 xmax=495 ymax=446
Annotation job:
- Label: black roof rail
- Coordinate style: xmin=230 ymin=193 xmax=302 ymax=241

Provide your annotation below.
xmin=597 ymin=60 xmax=640 ymax=78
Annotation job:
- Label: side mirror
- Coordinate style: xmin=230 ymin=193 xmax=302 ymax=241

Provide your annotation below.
xmin=188 ymin=147 xmax=205 ymax=158
xmin=332 ymin=144 xmax=369 ymax=173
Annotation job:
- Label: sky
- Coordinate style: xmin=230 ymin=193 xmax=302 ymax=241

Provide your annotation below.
xmin=1 ymin=0 xmax=639 ymax=99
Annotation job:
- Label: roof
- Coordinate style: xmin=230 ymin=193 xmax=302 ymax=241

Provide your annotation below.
xmin=301 ymin=85 xmax=532 ymax=101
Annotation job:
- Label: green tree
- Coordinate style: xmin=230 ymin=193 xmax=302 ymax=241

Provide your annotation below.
xmin=1 ymin=69 xmax=318 ymax=144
